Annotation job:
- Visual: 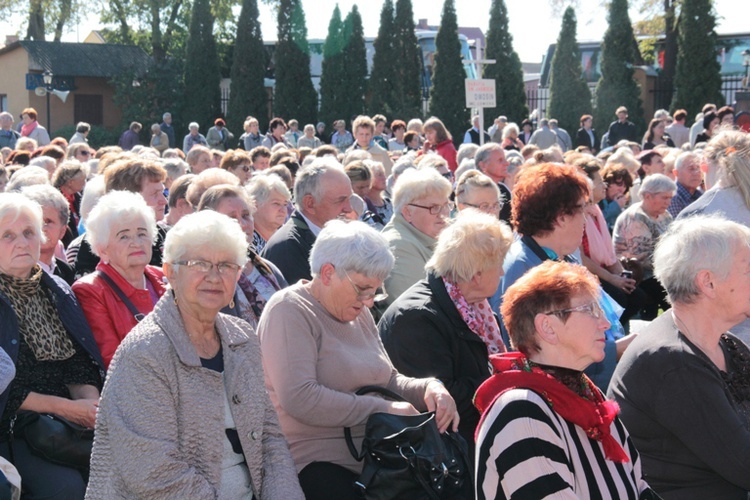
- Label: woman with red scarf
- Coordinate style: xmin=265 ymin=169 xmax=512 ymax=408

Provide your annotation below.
xmin=474 ymin=261 xmax=657 ymax=499
xmin=19 ymin=108 xmax=51 ymax=146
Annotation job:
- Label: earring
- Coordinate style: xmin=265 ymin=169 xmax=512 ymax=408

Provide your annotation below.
xmin=229 ymin=298 xmax=235 ymax=309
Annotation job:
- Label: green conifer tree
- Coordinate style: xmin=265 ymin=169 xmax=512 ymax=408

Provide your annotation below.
xmin=368 ymin=0 xmax=397 ymax=116
xmin=319 ymin=5 xmax=345 ymax=128
xmin=341 ymin=6 xmax=367 ymax=122
xmin=671 ymin=0 xmax=723 ymax=118
xmin=548 ymin=7 xmax=592 ymax=134
xmin=227 ymin=0 xmax=268 ymax=137
xmin=483 ymin=0 xmax=527 ymax=127
xmin=392 ymin=0 xmax=422 ymax=119
xmin=183 ymin=0 xmax=221 ymax=132
xmin=594 ymin=0 xmax=644 ymax=135
xmin=274 ymin=0 xmax=317 ymax=125
xmin=428 ymin=0 xmax=469 ymax=143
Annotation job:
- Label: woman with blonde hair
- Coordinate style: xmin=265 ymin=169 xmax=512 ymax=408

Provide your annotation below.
xmin=500 ymin=123 xmax=524 ymax=151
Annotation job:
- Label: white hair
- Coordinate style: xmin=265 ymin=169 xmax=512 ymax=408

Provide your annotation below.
xmin=79 ymin=175 xmax=106 ymax=223
xmin=189 ymin=122 xmax=199 ymax=130
xmin=6 ymin=166 xmax=50 ymax=192
xmin=0 ymin=192 xmax=44 ymax=242
xmin=654 ymin=215 xmax=750 ymax=304
xmin=456 ymin=143 xmax=479 ymax=166
xmin=640 ymin=174 xmax=677 ymax=196
xmin=163 ymin=159 xmax=188 ymax=181
xmin=293 ymin=156 xmax=344 ymax=211
xmin=21 ymin=184 xmax=70 ymax=226
xmin=164 ymin=210 xmax=249 ymax=267
xmin=86 ymin=191 xmax=157 ymax=257
xmin=246 ymin=173 xmax=291 ymax=206
xmin=309 ymin=220 xmax=394 ymax=281
xmin=674 ymin=151 xmax=699 ymax=172
xmin=392 ymin=167 xmax=452 ymax=213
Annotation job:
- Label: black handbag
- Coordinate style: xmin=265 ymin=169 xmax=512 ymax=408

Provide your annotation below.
xmin=10 ymin=411 xmax=93 ymax=470
xmin=344 ymin=386 xmax=471 ymax=500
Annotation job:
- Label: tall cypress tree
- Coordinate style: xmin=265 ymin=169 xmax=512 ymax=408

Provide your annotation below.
xmin=392 ymin=0 xmax=422 ymax=119
xmin=319 ymin=5 xmax=345 ymax=128
xmin=548 ymin=7 xmax=591 ymax=134
xmin=183 ymin=0 xmax=221 ymax=132
xmin=368 ymin=0 xmax=397 ymax=116
xmin=227 ymin=0 xmax=268 ymax=136
xmin=428 ymin=0 xmax=469 ymax=143
xmin=341 ymin=6 xmax=367 ymax=122
xmin=274 ymin=0 xmax=317 ymax=125
xmin=671 ymin=0 xmax=723 ymax=118
xmin=594 ymin=0 xmax=644 ymax=135
xmin=483 ymin=0 xmax=527 ymax=127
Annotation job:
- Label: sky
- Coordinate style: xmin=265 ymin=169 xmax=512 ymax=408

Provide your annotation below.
xmin=0 ymin=0 xmax=744 ymax=64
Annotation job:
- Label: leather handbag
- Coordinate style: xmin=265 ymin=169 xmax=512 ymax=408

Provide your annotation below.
xmin=10 ymin=411 xmax=94 ymax=470
xmin=344 ymin=386 xmax=471 ymax=499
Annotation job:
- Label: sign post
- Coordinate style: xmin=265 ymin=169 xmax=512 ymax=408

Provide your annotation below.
xmin=463 ymin=39 xmax=495 ymax=145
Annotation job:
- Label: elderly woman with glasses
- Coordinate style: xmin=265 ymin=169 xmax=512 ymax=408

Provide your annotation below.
xmin=609 ymin=216 xmax=750 ymax=498
xmin=86 ymin=210 xmax=303 ymax=498
xmin=380 ymin=167 xmax=453 ymax=309
xmin=219 ymin=149 xmax=253 ymax=185
xmin=258 ymin=220 xmax=458 ymax=499
xmin=475 ymin=261 xmax=655 ymax=499
xmin=379 ymin=210 xmax=513 ymax=459
xmin=72 ymin=191 xmax=167 ymax=369
xmin=455 ymin=170 xmax=503 ymax=216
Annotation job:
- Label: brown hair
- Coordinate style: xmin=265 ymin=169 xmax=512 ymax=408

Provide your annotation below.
xmin=104 ymin=158 xmax=167 ymax=193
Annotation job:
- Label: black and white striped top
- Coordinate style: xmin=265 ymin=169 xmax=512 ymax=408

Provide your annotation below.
xmin=475 ymin=388 xmax=651 ymax=499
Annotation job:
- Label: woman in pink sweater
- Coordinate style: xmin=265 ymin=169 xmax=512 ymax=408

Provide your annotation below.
xmin=257 ymin=220 xmax=459 ymax=500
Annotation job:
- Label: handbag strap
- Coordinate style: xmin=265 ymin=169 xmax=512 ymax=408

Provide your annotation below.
xmin=95 ymin=270 xmax=146 ymax=322
xmin=344 ymin=386 xmax=408 ymax=461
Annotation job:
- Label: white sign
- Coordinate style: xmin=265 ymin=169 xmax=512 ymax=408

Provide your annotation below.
xmin=465 ymin=79 xmax=496 ymax=108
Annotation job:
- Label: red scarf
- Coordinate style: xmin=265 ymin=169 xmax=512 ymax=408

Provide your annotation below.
xmin=474 ymin=352 xmax=629 ymax=463
xmin=21 ymin=120 xmax=38 ymax=137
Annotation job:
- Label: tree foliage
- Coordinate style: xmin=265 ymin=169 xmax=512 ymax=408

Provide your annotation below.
xmin=340 ymin=6 xmax=367 ymax=122
xmin=391 ymin=0 xmax=422 ymax=119
xmin=594 ymin=0 xmax=644 ymax=134
xmin=483 ymin=0 xmax=527 ymax=127
xmin=0 ymin=0 xmax=79 ymax=41
xmin=428 ymin=0 xmax=469 ymax=144
xmin=227 ymin=0 xmax=268 ymax=135
xmin=548 ymin=6 xmax=591 ymax=134
xmin=670 ymin=0 xmax=723 ymax=118
xmin=274 ymin=0 xmax=317 ymax=125
xmin=367 ymin=0 xmax=398 ymax=117
xmin=319 ymin=5 xmax=345 ymax=128
xmin=183 ymin=0 xmax=222 ymax=131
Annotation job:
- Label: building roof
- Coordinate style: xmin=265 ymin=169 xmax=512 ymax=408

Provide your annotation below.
xmin=0 ymin=41 xmax=151 ymax=78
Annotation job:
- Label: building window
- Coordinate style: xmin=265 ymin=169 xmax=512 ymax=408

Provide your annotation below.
xmin=0 ymin=95 xmax=7 ymax=112
xmin=74 ymin=94 xmax=103 ymax=126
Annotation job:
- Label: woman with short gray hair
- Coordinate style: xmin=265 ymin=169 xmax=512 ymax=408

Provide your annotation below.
xmin=247 ymin=174 xmax=292 ymax=253
xmin=613 ymin=173 xmax=676 ymax=320
xmin=258 ymin=220 xmax=458 ymax=499
xmin=609 ymin=215 xmax=750 ymax=498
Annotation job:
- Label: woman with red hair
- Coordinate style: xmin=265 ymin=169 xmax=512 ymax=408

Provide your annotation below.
xmin=19 ymin=108 xmax=50 ymax=146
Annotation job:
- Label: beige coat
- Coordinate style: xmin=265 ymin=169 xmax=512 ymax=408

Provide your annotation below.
xmin=86 ymin=293 xmax=303 ymax=499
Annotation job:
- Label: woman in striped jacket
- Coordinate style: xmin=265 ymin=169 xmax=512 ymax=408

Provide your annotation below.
xmin=474 ymin=261 xmax=659 ymax=499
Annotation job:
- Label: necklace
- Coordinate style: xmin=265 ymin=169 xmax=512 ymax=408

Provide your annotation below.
xmin=671 ymin=310 xmax=725 ymax=370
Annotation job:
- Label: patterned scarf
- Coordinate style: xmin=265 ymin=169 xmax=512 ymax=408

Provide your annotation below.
xmin=443 ymin=278 xmax=506 ymax=355
xmin=0 ymin=266 xmax=75 ymax=361
xmin=235 ymin=262 xmax=281 ymax=328
xmin=474 ymin=352 xmax=629 ymax=463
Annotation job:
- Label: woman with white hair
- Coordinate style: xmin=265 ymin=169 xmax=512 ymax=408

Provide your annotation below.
xmin=149 ymin=123 xmax=168 ymax=154
xmin=0 ymin=193 xmax=104 ymax=499
xmin=455 ymin=170 xmax=503 ymax=216
xmin=379 ymin=211 xmax=513 ymax=459
xmin=247 ymin=173 xmax=292 ymax=253
xmin=86 ymin=210 xmax=303 ymax=498
xmin=608 ymin=215 xmax=750 ymax=498
xmin=500 ymin=123 xmax=524 ymax=151
xmin=258 ymin=220 xmax=459 ymax=499
xmin=297 ymin=124 xmax=321 ymax=149
xmin=613 ymin=174 xmax=676 ymax=320
xmin=72 ymin=191 xmax=167 ymax=369
xmin=380 ymin=167 xmax=453 ymax=309
xmin=182 ymin=122 xmax=208 ymax=153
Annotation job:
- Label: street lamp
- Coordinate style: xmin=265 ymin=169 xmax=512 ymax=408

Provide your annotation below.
xmin=743 ymin=49 xmax=750 ymax=89
xmin=43 ymin=70 xmax=54 ymax=132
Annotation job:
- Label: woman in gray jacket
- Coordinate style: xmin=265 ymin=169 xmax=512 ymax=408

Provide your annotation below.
xmin=86 ymin=210 xmax=303 ymax=499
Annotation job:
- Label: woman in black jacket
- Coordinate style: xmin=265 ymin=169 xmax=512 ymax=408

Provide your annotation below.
xmin=378 ymin=210 xmax=513 ymax=458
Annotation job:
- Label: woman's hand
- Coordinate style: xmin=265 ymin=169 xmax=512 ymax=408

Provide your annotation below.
xmin=388 ymin=401 xmax=419 ymax=417
xmin=615 ymin=193 xmax=628 ymax=208
xmin=608 ymin=272 xmax=636 ymax=294
xmin=424 ymin=381 xmax=459 ymax=433
xmin=59 ymin=398 xmax=99 ymax=429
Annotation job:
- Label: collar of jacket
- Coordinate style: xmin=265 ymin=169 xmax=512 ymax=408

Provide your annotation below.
xmin=152 ymin=291 xmax=250 ymax=367
xmin=389 ymin=212 xmax=437 ymax=249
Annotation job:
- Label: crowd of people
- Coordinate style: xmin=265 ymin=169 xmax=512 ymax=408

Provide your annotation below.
xmin=0 ymin=101 xmax=749 ymax=499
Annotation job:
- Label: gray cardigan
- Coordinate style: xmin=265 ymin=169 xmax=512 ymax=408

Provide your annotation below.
xmin=86 ymin=292 xmax=303 ymax=499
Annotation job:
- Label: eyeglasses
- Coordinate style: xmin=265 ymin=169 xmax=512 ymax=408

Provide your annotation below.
xmin=175 ymin=259 xmax=241 ymax=276
xmin=78 ymin=151 xmax=91 ymax=156
xmin=441 ymin=172 xmax=454 ymax=181
xmin=344 ymin=271 xmax=388 ymax=302
xmin=463 ymin=201 xmax=503 ymax=212
xmin=544 ymin=302 xmax=604 ymax=320
xmin=408 ymin=201 xmax=455 ymax=215
xmin=240 ymin=165 xmax=253 ymax=173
